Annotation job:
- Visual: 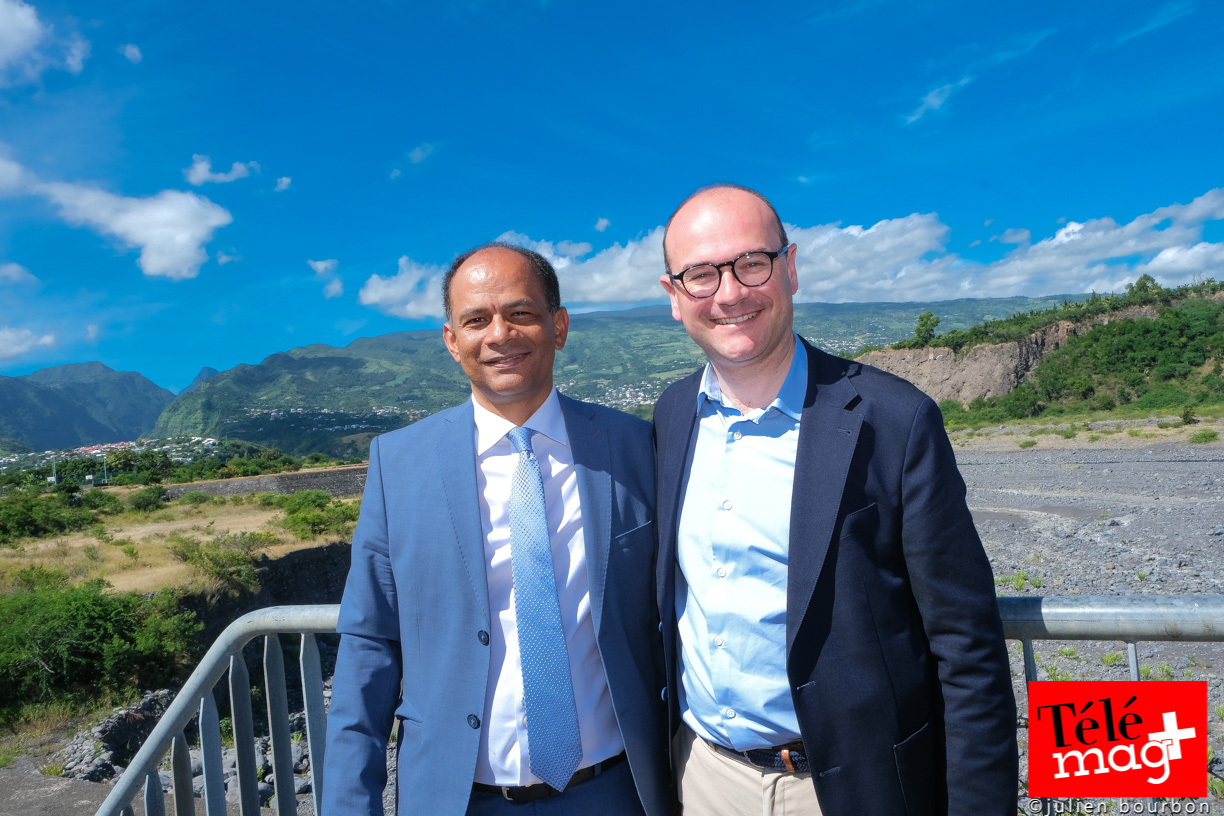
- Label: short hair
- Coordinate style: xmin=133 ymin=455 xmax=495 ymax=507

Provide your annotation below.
xmin=662 ymin=183 xmax=789 ymax=274
xmin=442 ymin=241 xmax=562 ymax=321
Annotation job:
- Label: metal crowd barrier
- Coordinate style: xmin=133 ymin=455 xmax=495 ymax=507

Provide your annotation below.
xmin=92 ymin=597 xmax=1224 ymax=816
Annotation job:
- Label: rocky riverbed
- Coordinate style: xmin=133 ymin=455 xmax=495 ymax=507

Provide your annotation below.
xmin=16 ymin=426 xmax=1224 ymax=812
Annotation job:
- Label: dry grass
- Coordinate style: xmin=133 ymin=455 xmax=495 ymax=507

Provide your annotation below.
xmin=0 ymin=497 xmax=350 ymax=594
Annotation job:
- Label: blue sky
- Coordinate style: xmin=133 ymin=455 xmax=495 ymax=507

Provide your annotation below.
xmin=1 ymin=0 xmax=1222 ymax=392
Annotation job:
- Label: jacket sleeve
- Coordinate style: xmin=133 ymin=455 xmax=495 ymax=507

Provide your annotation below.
xmin=321 ymin=436 xmax=402 ymax=816
xmin=899 ymin=397 xmax=1019 ymax=815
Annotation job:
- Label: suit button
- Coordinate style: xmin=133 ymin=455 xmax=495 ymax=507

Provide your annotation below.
xmin=478 ymin=630 xmax=490 ymax=646
xmin=658 ymin=622 xmax=662 ymax=633
xmin=468 ymin=714 xmax=481 ymax=729
xmin=660 ymin=687 xmax=667 ymax=701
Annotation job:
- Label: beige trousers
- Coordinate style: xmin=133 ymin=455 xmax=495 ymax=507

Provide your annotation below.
xmin=675 ymin=723 xmax=824 ymax=815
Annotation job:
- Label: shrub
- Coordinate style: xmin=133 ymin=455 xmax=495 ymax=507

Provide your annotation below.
xmin=1189 ymin=429 xmax=1220 ymax=444
xmin=167 ymin=531 xmax=277 ymax=594
xmin=280 ymin=496 xmax=361 ymax=540
xmin=178 ymin=491 xmax=212 ymax=506
xmin=0 ymin=490 xmax=96 ymax=546
xmin=128 ymin=486 xmax=168 ymax=512
xmin=0 ymin=581 xmax=201 ymax=720
xmin=78 ymin=490 xmax=124 ymax=515
xmin=1017 ymin=439 xmax=1037 ymax=449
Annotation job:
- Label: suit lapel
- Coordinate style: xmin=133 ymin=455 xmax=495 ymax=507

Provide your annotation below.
xmin=561 ymin=394 xmax=611 ymax=637
xmin=786 ymin=342 xmax=862 ymax=655
xmin=434 ymin=401 xmax=491 ymax=610
xmin=656 ymin=372 xmax=701 ymax=615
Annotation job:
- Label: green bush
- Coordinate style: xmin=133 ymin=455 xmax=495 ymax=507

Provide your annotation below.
xmin=78 ymin=490 xmax=125 ymax=515
xmin=128 ymin=486 xmax=168 ymax=512
xmin=1189 ymin=429 xmax=1220 ymax=444
xmin=167 ymin=531 xmax=276 ymax=594
xmin=178 ymin=491 xmax=212 ymax=506
xmin=0 ymin=581 xmax=200 ymax=720
xmin=0 ymin=490 xmax=96 ymax=546
xmin=280 ymin=496 xmax=361 ymax=540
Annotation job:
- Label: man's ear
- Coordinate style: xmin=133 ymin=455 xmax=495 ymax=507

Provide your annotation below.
xmin=785 ymin=243 xmax=799 ymax=296
xmin=660 ymin=275 xmax=684 ymax=322
xmin=552 ymin=307 xmax=570 ymax=350
xmin=442 ymin=322 xmax=461 ymax=363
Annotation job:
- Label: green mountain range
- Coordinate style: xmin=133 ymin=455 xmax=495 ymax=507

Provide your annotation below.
xmin=150 ymin=295 xmax=1079 ymax=455
xmin=0 ymin=362 xmax=175 ymax=451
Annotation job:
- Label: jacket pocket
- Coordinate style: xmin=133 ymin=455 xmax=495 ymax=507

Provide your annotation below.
xmin=893 ymin=719 xmax=936 ymax=816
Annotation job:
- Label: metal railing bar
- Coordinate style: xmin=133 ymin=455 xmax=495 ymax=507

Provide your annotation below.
xmin=95 ymin=605 xmax=341 ymax=816
xmin=264 ymin=634 xmax=295 ymax=816
xmin=229 ymin=654 xmax=259 ymax=816
xmin=143 ymin=771 xmax=164 ymax=816
xmin=1021 ymin=640 xmax=1038 ymax=681
xmin=300 ymin=633 xmax=326 ymax=815
xmin=998 ymin=595 xmax=1224 ymax=640
xmin=171 ymin=733 xmax=192 ymax=816
xmin=119 ymin=806 xmax=134 ymax=816
xmin=200 ymin=691 xmax=225 ymax=816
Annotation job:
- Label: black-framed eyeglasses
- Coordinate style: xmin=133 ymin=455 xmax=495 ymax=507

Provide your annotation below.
xmin=668 ymin=246 xmax=791 ymax=299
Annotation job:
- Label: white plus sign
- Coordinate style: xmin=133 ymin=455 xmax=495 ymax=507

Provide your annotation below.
xmin=1147 ymin=711 xmax=1196 ymax=760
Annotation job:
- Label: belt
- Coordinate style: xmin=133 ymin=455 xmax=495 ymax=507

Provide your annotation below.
xmin=472 ymin=753 xmax=626 ymax=803
xmin=707 ymin=738 xmax=810 ymax=774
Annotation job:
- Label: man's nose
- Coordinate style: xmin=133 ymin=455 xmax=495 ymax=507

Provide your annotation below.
xmin=713 ymin=264 xmax=748 ymax=304
xmin=488 ymin=314 xmax=510 ymax=342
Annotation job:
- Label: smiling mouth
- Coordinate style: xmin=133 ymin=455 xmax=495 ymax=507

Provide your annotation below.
xmin=485 ymin=352 xmax=528 ymax=367
xmin=713 ymin=311 xmax=760 ymax=325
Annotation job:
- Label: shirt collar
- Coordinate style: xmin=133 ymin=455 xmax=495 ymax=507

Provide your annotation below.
xmin=473 ymin=387 xmax=568 ymax=456
xmin=697 ymin=332 xmax=807 ymax=422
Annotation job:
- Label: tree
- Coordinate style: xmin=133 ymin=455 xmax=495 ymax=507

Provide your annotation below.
xmin=914 ymin=311 xmax=941 ymax=346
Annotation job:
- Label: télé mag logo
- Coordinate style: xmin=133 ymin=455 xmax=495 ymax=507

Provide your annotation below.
xmin=1028 ymin=681 xmax=1206 ymax=797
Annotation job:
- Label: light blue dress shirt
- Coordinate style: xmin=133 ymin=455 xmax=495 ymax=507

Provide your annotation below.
xmin=676 ymin=334 xmax=808 ymax=751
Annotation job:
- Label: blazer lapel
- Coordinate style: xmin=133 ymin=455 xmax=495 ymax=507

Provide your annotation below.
xmin=434 ymin=401 xmax=491 ymax=610
xmin=656 ymin=373 xmax=701 ymax=615
xmin=786 ymin=342 xmax=862 ymax=655
xmin=561 ymin=394 xmax=612 ymax=637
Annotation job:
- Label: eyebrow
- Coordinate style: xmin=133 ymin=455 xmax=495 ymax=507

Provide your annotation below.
xmin=455 ymin=299 xmax=536 ymax=322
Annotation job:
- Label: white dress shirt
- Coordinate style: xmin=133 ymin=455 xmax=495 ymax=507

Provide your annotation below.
xmin=471 ymin=388 xmax=623 ymax=786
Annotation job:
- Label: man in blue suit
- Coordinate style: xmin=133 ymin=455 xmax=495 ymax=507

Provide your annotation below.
xmin=323 ymin=243 xmax=668 ymax=816
xmin=653 ymin=185 xmax=1017 ymax=815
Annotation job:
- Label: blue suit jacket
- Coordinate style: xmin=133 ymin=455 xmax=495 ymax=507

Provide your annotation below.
xmin=323 ymin=394 xmax=668 ymax=816
xmin=654 ymin=340 xmax=1018 ymax=816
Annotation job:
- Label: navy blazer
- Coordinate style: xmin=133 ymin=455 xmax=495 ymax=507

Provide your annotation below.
xmin=323 ymin=394 xmax=669 ymax=816
xmin=654 ymin=340 xmax=1018 ymax=816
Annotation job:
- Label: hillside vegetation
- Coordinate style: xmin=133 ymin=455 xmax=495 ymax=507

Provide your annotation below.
xmin=924 ymin=276 xmax=1224 ymax=426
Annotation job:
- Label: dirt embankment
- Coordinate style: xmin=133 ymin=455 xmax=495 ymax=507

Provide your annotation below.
xmin=858 ymin=305 xmax=1160 ymax=403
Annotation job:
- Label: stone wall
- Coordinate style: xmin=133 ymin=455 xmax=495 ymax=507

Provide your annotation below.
xmin=163 ymin=465 xmax=367 ymax=501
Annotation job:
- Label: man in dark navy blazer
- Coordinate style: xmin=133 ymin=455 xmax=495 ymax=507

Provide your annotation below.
xmin=653 ymin=185 xmax=1017 ymax=816
xmin=323 ymin=243 xmax=668 ymax=816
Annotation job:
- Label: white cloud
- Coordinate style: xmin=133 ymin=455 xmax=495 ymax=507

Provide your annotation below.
xmin=274 ymin=176 xmax=291 ymax=192
xmin=0 ymin=0 xmax=87 ymax=86
xmin=37 ymin=181 xmax=232 ymax=280
xmin=308 ymin=258 xmax=338 ymax=276
xmin=408 ymin=143 xmax=434 ymax=164
xmin=1110 ymin=0 xmax=1195 ymax=49
xmin=359 ymin=256 xmax=447 ymax=319
xmin=184 ymin=154 xmax=259 ymax=186
xmin=121 ymin=43 xmax=141 ymax=63
xmin=84 ymin=323 xmax=98 ymax=340
xmin=356 ymin=186 xmax=1224 ymax=320
xmin=992 ymin=227 xmax=1032 ymax=245
xmin=0 ymin=326 xmax=54 ymax=360
xmin=594 ymin=217 xmax=610 ymax=232
xmin=216 ymin=251 xmax=239 ymax=265
xmin=0 ymin=261 xmax=34 ymax=283
xmin=905 ymin=77 xmax=972 ymax=124
xmin=968 ymin=239 xmax=982 ymax=248
xmin=323 ymin=278 xmax=343 ymax=299
xmin=389 ymin=168 xmax=402 ymax=179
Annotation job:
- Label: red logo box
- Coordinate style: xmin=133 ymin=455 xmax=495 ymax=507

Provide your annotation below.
xmin=1028 ymin=681 xmax=1206 ymax=797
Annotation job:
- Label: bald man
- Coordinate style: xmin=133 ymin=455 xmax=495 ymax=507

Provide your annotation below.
xmin=653 ymin=185 xmax=1017 ymax=816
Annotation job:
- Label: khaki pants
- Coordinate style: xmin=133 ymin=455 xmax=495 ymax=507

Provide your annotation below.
xmin=675 ymin=724 xmax=823 ymax=815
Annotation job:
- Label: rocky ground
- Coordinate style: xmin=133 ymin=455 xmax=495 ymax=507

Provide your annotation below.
xmin=10 ymin=421 xmax=1224 ymax=813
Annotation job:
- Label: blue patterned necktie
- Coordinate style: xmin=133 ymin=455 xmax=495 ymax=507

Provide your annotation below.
xmin=506 ymin=426 xmax=583 ymax=791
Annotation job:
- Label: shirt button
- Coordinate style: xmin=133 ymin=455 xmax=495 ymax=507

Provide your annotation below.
xmin=725 ymin=708 xmax=736 ymax=719
xmin=717 ymin=567 xmax=727 ymax=578
xmin=522 ymin=715 xmax=528 ymax=727
xmin=714 ymin=636 xmax=724 ymax=647
xmin=733 ymin=431 xmax=742 ymax=440
xmin=467 ymin=714 xmax=481 ymax=729
xmin=478 ymin=630 xmax=490 ymax=646
xmin=721 ymin=499 xmax=732 ymax=511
